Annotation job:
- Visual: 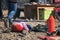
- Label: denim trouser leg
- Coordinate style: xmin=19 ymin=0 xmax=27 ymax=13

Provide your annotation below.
xmin=0 ymin=0 xmax=2 ymax=18
xmin=8 ymin=3 xmax=17 ymax=24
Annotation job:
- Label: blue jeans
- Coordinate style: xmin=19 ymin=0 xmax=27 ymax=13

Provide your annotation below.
xmin=0 ymin=0 xmax=2 ymax=18
xmin=8 ymin=3 xmax=17 ymax=24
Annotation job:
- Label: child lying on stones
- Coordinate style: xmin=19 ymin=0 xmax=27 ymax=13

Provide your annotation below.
xmin=12 ymin=22 xmax=32 ymax=32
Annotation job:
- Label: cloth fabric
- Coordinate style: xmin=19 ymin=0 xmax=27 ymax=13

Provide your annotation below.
xmin=0 ymin=0 xmax=3 ymax=18
xmin=8 ymin=0 xmax=17 ymax=3
xmin=7 ymin=2 xmax=17 ymax=24
xmin=13 ymin=8 xmax=24 ymax=19
xmin=17 ymin=0 xmax=30 ymax=9
xmin=30 ymin=0 xmax=38 ymax=3
xmin=13 ymin=0 xmax=30 ymax=19
xmin=13 ymin=22 xmax=29 ymax=31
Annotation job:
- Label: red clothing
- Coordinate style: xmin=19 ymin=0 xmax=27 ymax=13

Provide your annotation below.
xmin=13 ymin=22 xmax=29 ymax=31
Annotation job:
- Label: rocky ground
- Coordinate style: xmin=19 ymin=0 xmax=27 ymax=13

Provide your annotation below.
xmin=0 ymin=21 xmax=47 ymax=40
xmin=0 ymin=10 xmax=59 ymax=40
xmin=0 ymin=10 xmax=47 ymax=40
xmin=0 ymin=30 xmax=46 ymax=40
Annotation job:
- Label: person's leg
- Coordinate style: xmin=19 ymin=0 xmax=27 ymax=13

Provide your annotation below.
xmin=27 ymin=24 xmax=33 ymax=31
xmin=16 ymin=8 xmax=21 ymax=18
xmin=14 ymin=8 xmax=24 ymax=19
xmin=17 ymin=9 xmax=24 ymax=18
xmin=0 ymin=0 xmax=3 ymax=19
xmin=13 ymin=8 xmax=20 ymax=19
xmin=8 ymin=3 xmax=17 ymax=24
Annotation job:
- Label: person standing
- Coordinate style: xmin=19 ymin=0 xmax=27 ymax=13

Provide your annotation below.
xmin=0 ymin=0 xmax=3 ymax=19
xmin=7 ymin=0 xmax=17 ymax=25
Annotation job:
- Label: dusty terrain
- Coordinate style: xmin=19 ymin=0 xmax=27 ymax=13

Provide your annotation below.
xmin=0 ymin=10 xmax=60 ymax=40
xmin=0 ymin=21 xmax=47 ymax=40
xmin=0 ymin=10 xmax=47 ymax=40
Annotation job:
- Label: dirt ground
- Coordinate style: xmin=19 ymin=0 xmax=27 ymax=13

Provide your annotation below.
xmin=0 ymin=32 xmax=46 ymax=40
xmin=0 ymin=21 xmax=47 ymax=40
xmin=0 ymin=10 xmax=59 ymax=40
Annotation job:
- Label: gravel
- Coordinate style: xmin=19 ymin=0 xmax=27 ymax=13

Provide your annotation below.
xmin=0 ymin=21 xmax=46 ymax=40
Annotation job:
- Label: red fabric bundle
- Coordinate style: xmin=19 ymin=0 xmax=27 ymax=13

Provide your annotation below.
xmin=12 ymin=23 xmax=23 ymax=32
